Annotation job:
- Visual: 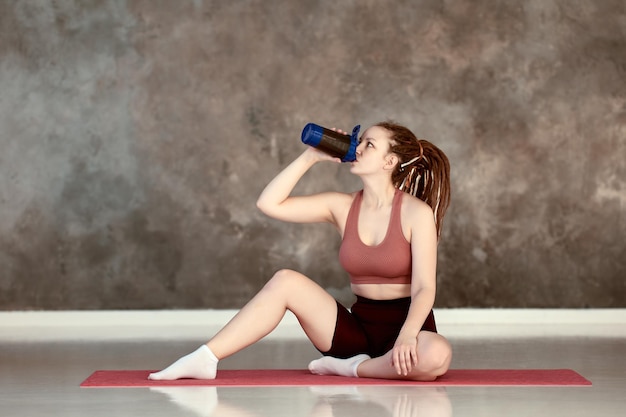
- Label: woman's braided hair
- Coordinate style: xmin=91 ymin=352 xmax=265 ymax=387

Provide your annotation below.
xmin=376 ymin=121 xmax=451 ymax=237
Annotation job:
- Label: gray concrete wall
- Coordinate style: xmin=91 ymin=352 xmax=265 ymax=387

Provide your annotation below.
xmin=0 ymin=0 xmax=624 ymax=310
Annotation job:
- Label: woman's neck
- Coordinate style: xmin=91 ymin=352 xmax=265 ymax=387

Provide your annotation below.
xmin=360 ymin=179 xmax=396 ymax=209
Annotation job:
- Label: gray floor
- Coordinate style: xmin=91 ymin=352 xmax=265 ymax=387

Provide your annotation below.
xmin=1 ymin=336 xmax=624 ymax=417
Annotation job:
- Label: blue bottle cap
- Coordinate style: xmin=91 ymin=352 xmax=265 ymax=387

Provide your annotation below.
xmin=301 ymin=123 xmax=324 ymax=147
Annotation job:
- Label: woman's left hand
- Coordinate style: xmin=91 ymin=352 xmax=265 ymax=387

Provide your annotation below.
xmin=391 ymin=332 xmax=419 ymax=376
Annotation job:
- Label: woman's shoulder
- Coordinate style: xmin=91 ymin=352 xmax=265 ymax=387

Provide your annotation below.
xmin=318 ymin=190 xmax=360 ymax=227
xmin=399 ymin=190 xmax=432 ymax=209
xmin=399 ymin=191 xmax=435 ymax=221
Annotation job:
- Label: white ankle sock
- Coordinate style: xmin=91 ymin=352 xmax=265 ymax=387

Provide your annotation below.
xmin=308 ymin=354 xmax=371 ymax=378
xmin=148 ymin=345 xmax=219 ymax=380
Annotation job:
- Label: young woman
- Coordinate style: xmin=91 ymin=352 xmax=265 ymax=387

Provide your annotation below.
xmin=149 ymin=121 xmax=452 ymax=381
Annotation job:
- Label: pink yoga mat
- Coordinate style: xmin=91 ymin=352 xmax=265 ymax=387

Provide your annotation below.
xmin=80 ymin=369 xmax=592 ymax=387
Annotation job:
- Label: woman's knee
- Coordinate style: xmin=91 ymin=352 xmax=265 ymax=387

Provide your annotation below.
xmin=432 ymin=339 xmax=452 ymax=375
xmin=417 ymin=334 xmax=452 ymax=377
xmin=264 ymin=269 xmax=306 ymax=293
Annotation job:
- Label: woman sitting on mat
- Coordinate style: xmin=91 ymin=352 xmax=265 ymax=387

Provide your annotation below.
xmin=149 ymin=121 xmax=452 ymax=381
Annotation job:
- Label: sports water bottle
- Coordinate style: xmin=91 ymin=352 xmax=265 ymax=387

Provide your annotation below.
xmin=301 ymin=123 xmax=361 ymax=162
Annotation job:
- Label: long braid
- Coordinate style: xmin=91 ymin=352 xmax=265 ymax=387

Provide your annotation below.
xmin=376 ymin=121 xmax=451 ymax=237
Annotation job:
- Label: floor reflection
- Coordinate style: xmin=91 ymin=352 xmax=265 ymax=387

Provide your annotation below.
xmin=150 ymin=384 xmax=452 ymax=417
xmin=308 ymin=386 xmax=452 ymax=417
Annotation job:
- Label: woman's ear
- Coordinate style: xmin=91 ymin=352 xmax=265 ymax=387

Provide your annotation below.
xmin=384 ymin=154 xmax=399 ymax=171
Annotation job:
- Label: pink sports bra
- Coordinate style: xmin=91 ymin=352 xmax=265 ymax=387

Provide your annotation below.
xmin=339 ymin=189 xmax=412 ymax=285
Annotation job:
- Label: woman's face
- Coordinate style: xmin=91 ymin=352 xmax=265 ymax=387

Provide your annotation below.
xmin=350 ymin=126 xmax=396 ymax=175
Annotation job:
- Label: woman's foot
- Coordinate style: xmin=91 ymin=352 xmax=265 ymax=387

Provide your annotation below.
xmin=308 ymin=354 xmax=371 ymax=377
xmin=148 ymin=345 xmax=219 ymax=380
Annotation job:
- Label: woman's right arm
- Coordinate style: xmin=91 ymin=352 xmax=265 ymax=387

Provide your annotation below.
xmin=256 ymin=147 xmax=343 ymax=224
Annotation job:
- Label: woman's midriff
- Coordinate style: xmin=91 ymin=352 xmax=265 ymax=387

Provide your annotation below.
xmin=351 ymin=283 xmax=412 ymax=300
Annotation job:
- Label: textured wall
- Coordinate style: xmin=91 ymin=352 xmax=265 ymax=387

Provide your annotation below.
xmin=0 ymin=0 xmax=624 ymax=310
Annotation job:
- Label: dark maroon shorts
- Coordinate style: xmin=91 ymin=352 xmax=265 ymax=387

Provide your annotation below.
xmin=320 ymin=296 xmax=437 ymax=359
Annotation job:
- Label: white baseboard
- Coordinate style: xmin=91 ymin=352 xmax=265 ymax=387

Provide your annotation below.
xmin=1 ymin=309 xmax=624 ymax=342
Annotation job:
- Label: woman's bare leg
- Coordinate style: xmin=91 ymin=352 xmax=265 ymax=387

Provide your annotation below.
xmin=356 ymin=331 xmax=452 ymax=381
xmin=150 ymin=269 xmax=338 ymax=380
xmin=207 ymin=269 xmax=338 ymax=358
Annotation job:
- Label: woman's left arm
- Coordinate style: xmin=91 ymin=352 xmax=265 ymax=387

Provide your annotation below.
xmin=391 ymin=199 xmax=438 ymax=376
